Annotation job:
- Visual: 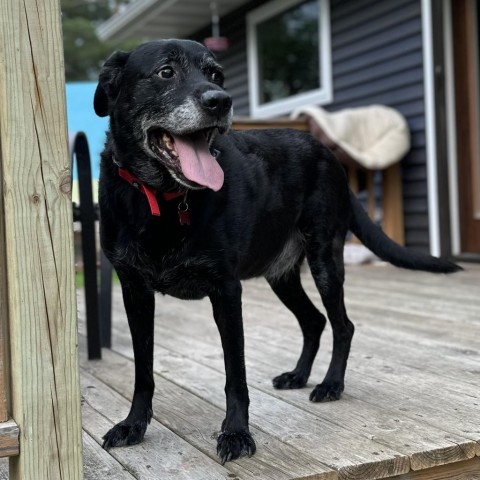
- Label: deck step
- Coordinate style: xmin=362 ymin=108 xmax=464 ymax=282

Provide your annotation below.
xmin=0 ymin=419 xmax=19 ymax=457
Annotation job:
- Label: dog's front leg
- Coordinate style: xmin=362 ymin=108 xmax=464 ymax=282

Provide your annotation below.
xmin=210 ymin=281 xmax=256 ymax=463
xmin=102 ymin=272 xmax=154 ymax=449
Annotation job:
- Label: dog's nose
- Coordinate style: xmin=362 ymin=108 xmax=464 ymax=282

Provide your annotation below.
xmin=200 ymin=90 xmax=232 ymax=114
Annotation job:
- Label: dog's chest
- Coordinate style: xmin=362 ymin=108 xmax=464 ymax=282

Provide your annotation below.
xmin=153 ymin=254 xmax=219 ymax=299
xmin=114 ymin=237 xmax=219 ymax=300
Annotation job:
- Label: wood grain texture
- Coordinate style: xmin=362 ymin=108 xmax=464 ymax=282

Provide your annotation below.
xmin=2 ymin=431 xmax=136 ymax=480
xmin=82 ymin=346 xmax=338 ymax=480
xmin=452 ymin=0 xmax=480 ymax=252
xmin=103 ymin=317 xmax=411 ymax=479
xmin=382 ymin=163 xmax=405 ymax=245
xmin=0 ymin=287 xmax=8 ymax=424
xmin=82 ymin=432 xmax=136 ymax=480
xmin=81 ymin=371 xmax=232 ymax=480
xmin=0 ymin=459 xmax=6 ymax=480
xmin=0 ymin=420 xmax=19 ymax=457
xmin=142 ymin=320 xmax=477 ymax=471
xmin=79 ymin=263 xmax=480 ymax=479
xmin=0 ymin=0 xmax=83 ymax=478
xmin=390 ymin=457 xmax=480 ymax=480
xmin=74 ymin=264 xmax=480 ymax=479
xmin=0 ymin=122 xmax=9 ymax=424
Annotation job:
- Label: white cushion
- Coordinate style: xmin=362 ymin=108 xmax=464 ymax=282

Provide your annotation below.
xmin=291 ymin=105 xmax=410 ymax=169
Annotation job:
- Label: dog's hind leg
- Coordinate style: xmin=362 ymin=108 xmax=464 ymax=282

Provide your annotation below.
xmin=267 ymin=264 xmax=327 ymax=389
xmin=210 ymin=280 xmax=256 ymax=464
xmin=102 ymin=272 xmax=155 ymax=449
xmin=306 ymin=233 xmax=354 ymax=402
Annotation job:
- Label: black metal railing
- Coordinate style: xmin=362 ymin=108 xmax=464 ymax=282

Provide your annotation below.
xmin=69 ymin=132 xmax=112 ymax=359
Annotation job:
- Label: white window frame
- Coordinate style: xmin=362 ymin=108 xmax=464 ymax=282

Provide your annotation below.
xmin=247 ymin=0 xmax=333 ymax=118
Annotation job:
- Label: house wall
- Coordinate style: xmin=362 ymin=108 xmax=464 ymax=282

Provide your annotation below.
xmin=193 ymin=0 xmax=431 ymax=252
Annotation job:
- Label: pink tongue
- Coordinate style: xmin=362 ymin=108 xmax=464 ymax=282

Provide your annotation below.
xmin=172 ymin=132 xmax=224 ymax=191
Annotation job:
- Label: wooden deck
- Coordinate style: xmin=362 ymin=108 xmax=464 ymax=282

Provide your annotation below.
xmin=2 ymin=262 xmax=480 ymax=479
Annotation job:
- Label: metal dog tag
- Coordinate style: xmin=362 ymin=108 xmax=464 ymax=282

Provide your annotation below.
xmin=178 ymin=202 xmax=190 ymax=226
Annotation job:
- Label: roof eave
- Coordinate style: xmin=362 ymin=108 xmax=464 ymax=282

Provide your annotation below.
xmin=97 ymin=0 xmax=171 ymax=42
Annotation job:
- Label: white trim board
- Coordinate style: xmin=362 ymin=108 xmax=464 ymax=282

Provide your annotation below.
xmin=421 ymin=0 xmax=441 ymax=256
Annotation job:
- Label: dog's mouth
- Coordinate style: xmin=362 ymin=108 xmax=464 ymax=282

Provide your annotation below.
xmin=148 ymin=127 xmax=224 ymax=191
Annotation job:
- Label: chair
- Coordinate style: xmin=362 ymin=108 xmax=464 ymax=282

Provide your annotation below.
xmin=291 ymin=105 xmax=410 ymax=244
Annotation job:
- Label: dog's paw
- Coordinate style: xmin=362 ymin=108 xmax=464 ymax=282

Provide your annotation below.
xmin=309 ymin=382 xmax=344 ymax=402
xmin=272 ymin=371 xmax=308 ymax=389
xmin=216 ymin=431 xmax=256 ymax=464
xmin=102 ymin=419 xmax=149 ymax=449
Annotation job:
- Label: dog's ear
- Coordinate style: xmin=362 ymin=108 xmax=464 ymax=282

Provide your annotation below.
xmin=94 ymin=50 xmax=130 ymax=117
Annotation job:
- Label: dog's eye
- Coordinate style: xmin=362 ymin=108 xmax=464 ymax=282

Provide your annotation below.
xmin=158 ymin=66 xmax=175 ymax=79
xmin=210 ymin=71 xmax=224 ymax=85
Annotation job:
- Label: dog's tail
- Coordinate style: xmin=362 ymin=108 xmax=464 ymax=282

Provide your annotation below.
xmin=349 ymin=191 xmax=461 ymax=273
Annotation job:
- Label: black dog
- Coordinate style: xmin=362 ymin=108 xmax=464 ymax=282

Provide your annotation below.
xmin=94 ymin=39 xmax=460 ymax=463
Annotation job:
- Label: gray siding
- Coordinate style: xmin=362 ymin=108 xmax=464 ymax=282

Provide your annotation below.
xmin=193 ymin=0 xmax=430 ymax=252
xmin=192 ymin=0 xmax=264 ymax=113
xmin=331 ymin=0 xmax=429 ymax=251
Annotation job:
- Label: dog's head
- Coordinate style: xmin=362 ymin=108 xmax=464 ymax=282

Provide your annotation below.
xmin=94 ymin=39 xmax=232 ymax=191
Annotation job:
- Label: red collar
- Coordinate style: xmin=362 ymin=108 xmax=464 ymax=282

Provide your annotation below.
xmin=117 ymin=167 xmax=186 ymax=218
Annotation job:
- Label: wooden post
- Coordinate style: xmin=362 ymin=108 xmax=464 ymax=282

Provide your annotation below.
xmin=0 ymin=0 xmax=84 ymax=478
xmin=0 ymin=179 xmax=9 ymax=423
xmin=382 ymin=163 xmax=405 ymax=245
xmin=0 ymin=98 xmax=18 ymax=459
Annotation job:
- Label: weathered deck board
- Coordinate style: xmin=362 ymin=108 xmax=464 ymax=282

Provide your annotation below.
xmin=0 ymin=431 xmax=136 ymax=480
xmin=105 ymin=300 xmax=478 ymax=472
xmin=82 ymin=432 xmax=136 ymax=480
xmin=0 ymin=421 xmax=18 ymax=457
xmin=89 ymin=340 xmax=409 ymax=477
xmin=391 ymin=457 xmax=480 ymax=479
xmin=2 ymin=263 xmax=476 ymax=479
xmin=96 ymin=263 xmax=480 ymax=479
xmin=81 ymin=371 xmax=231 ymax=480
xmin=83 ymin=348 xmax=337 ymax=480
xmin=150 ymin=310 xmax=480 ymax=451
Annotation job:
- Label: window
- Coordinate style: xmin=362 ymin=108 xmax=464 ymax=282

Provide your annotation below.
xmin=247 ymin=0 xmax=332 ymax=117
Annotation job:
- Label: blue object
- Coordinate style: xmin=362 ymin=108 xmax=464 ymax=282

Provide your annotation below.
xmin=66 ymin=81 xmax=108 ymax=180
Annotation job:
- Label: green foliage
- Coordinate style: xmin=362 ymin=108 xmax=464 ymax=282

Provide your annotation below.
xmin=62 ymin=0 xmax=111 ymax=23
xmin=61 ymin=0 xmax=138 ymax=81
xmin=63 ymin=16 xmax=109 ymax=80
xmin=75 ymin=269 xmax=119 ymax=289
